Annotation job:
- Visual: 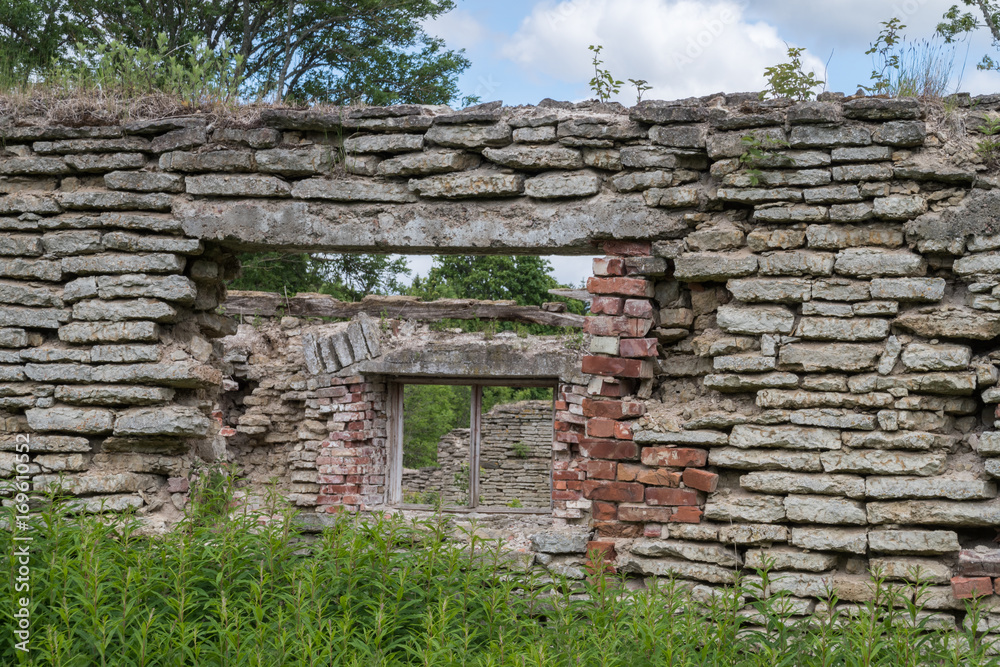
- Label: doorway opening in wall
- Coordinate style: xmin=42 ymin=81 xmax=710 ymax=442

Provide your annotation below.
xmin=387 ymin=380 xmax=555 ymax=513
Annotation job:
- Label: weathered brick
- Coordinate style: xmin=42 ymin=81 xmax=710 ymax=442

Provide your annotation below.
xmin=952 ymin=577 xmax=993 ymax=599
xmin=582 ymin=398 xmax=645 ymax=419
xmin=619 ymin=338 xmax=658 ymax=358
xmin=590 ymin=296 xmax=624 ymax=315
xmin=579 ymin=438 xmax=638 ymax=460
xmin=583 ymin=316 xmax=653 ymax=337
xmin=640 ymin=447 xmax=708 ymax=467
xmin=683 ymin=468 xmax=720 ymax=492
xmin=587 ymin=277 xmax=654 ymax=297
xmin=582 ymin=480 xmax=644 ymax=502
xmin=645 ymin=487 xmax=699 ymax=506
xmin=581 ymin=356 xmax=655 ymax=378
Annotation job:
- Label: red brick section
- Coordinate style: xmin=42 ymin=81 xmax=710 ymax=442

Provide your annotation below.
xmin=952 ymin=577 xmax=994 ymax=599
xmin=579 ymin=244 xmax=721 ymax=533
xmin=315 ymin=378 xmax=390 ymax=512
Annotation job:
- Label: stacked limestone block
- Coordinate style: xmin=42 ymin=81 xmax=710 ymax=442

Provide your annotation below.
xmin=0 ymin=120 xmax=238 ymax=514
xmin=579 ymin=95 xmax=1000 ymax=626
xmin=401 ymin=429 xmax=470 ymax=506
xmin=478 ymin=401 xmax=553 ymax=508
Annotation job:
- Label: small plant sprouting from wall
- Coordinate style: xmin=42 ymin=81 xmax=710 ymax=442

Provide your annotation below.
xmin=588 ymin=45 xmax=622 ymax=102
xmin=738 ymin=135 xmax=793 ymax=185
xmin=761 ymin=46 xmax=823 ymax=100
xmin=977 ymin=114 xmax=1000 ymax=170
xmin=587 ymin=45 xmax=654 ymax=104
xmin=511 ymin=441 xmax=530 ymax=459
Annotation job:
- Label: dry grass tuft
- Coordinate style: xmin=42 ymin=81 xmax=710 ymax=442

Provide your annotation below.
xmin=0 ymin=85 xmax=305 ymax=128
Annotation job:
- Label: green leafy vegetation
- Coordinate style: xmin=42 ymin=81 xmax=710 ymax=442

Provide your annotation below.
xmin=230 ymin=253 xmax=411 ymax=302
xmin=861 ymin=18 xmax=958 ymax=99
xmin=2 ymin=481 xmax=998 ymax=665
xmin=761 ymin=46 xmax=823 ymax=100
xmin=940 ymin=1 xmax=1000 ymax=73
xmin=0 ymin=0 xmax=473 ymax=105
xmin=977 ymin=114 xmax=1000 ymax=169
xmin=587 ymin=44 xmax=622 ymax=102
xmin=738 ymin=135 xmax=792 ymax=186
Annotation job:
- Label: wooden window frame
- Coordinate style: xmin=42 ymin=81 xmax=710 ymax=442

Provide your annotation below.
xmin=386 ymin=378 xmax=557 ymax=515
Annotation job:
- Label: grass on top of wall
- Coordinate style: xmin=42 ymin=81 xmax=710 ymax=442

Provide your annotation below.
xmin=0 ymin=471 xmax=998 ymax=667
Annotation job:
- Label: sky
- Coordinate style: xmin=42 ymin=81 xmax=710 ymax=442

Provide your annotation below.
xmin=402 ymin=0 xmax=1000 ymax=288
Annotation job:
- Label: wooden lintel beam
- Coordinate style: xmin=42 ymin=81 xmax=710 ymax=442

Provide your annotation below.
xmin=222 ymin=291 xmax=585 ymax=328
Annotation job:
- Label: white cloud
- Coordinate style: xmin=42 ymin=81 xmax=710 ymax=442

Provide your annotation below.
xmin=500 ymin=0 xmax=828 ymax=102
xmin=424 ymin=8 xmax=490 ymax=51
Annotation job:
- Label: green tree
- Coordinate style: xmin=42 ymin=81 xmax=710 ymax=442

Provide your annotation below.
xmin=0 ymin=0 xmax=473 ymax=104
xmin=410 ymin=256 xmax=564 ymax=305
xmin=939 ymin=1 xmax=1000 ymax=70
xmin=402 ymin=384 xmax=470 ymax=468
xmin=229 ymin=252 xmax=410 ymax=300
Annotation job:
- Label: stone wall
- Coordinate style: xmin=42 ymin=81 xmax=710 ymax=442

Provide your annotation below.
xmin=8 ymin=94 xmax=1000 ymax=622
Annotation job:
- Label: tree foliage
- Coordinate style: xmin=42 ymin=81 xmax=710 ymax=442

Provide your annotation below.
xmin=939 ymin=0 xmax=1000 ymax=71
xmin=229 ymin=252 xmax=410 ymax=301
xmin=0 ymin=0 xmax=473 ymax=104
xmin=410 ymin=256 xmax=564 ymax=305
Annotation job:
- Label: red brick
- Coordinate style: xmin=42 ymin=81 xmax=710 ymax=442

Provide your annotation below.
xmin=616 ymin=463 xmax=640 ymax=481
xmin=619 ymin=338 xmax=658 ymax=358
xmin=554 ymin=481 xmax=567 ymax=490
xmin=587 ymin=276 xmax=654 ymax=298
xmin=555 ymin=431 xmax=581 ymax=444
xmin=553 ymin=470 xmax=583 ymax=481
xmin=582 ymin=398 xmax=645 ymax=419
xmin=579 ymin=438 xmax=638 ymax=460
xmin=614 ymin=421 xmax=633 ymax=440
xmin=641 ymin=447 xmax=708 ymax=467
xmin=683 ymin=468 xmax=720 ymax=493
xmin=552 ymin=490 xmax=581 ymax=501
xmin=582 ymin=355 xmax=655 ymax=378
xmin=952 ymin=577 xmax=993 ymax=599
xmin=566 ymin=480 xmax=582 ymax=491
xmin=593 ymin=257 xmax=626 ymax=276
xmin=617 ymin=505 xmax=674 ymax=523
xmin=587 ymin=540 xmax=617 ymax=560
xmin=583 ymin=480 xmax=644 ymax=503
xmin=636 ymin=469 xmax=682 ymax=486
xmin=584 ymin=460 xmax=617 ymax=479
xmin=592 ymin=501 xmax=618 ymax=521
xmin=590 ymin=296 xmax=625 ymax=315
xmin=623 ymin=298 xmax=655 ymax=319
xmin=587 ymin=418 xmax=617 ymax=438
xmin=591 ymin=378 xmax=635 ymax=397
xmin=646 ymin=487 xmax=699 ymax=506
xmin=643 ymin=523 xmax=664 ymax=538
xmin=554 ymin=400 xmax=568 ymax=410
xmin=669 ymin=507 xmax=703 ymax=523
xmin=594 ymin=522 xmax=643 ymax=538
xmin=583 ymin=316 xmax=653 ymax=337
xmin=603 ymin=240 xmax=652 ymax=257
